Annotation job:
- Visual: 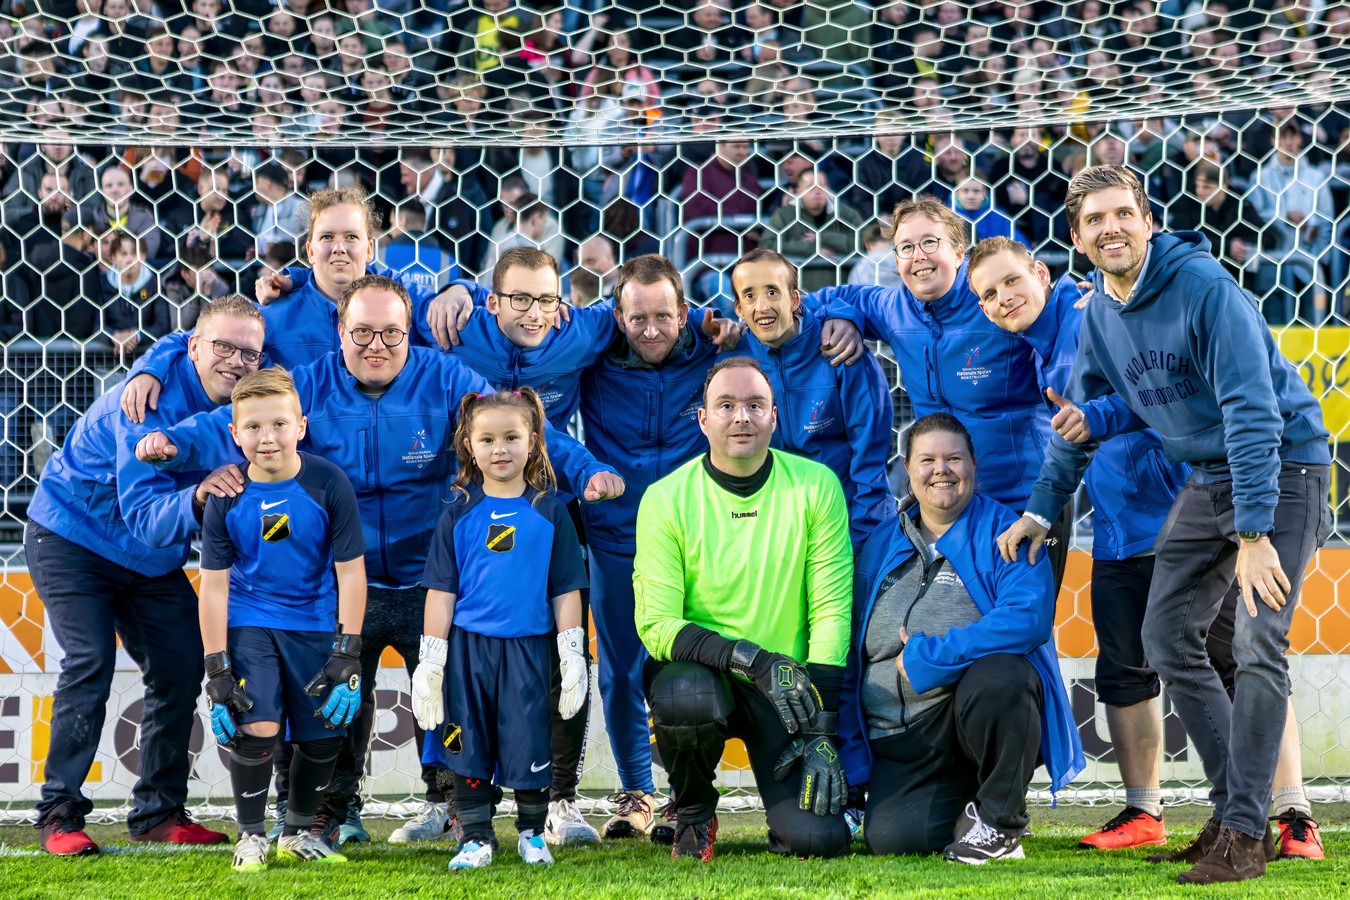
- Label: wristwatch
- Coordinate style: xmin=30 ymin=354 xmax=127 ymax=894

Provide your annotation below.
xmin=1238 ymin=531 xmax=1270 ymax=542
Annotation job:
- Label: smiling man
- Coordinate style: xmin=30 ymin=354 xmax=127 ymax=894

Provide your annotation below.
xmin=1000 ymin=166 xmax=1331 ymax=885
xmin=25 ymin=296 xmax=268 ymax=854
xmin=634 ymin=357 xmax=853 ymax=863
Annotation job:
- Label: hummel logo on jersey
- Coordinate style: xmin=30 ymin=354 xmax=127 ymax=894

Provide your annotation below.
xmin=490 ymin=511 xmax=517 ymax=520
xmin=260 ymin=499 xmax=287 ymax=510
xmin=530 ymin=761 xmax=549 ymax=773
xmin=731 ymin=510 xmax=758 ymax=520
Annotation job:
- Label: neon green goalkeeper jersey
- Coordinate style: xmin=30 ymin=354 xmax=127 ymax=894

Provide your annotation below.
xmin=634 ymin=450 xmax=853 ymax=667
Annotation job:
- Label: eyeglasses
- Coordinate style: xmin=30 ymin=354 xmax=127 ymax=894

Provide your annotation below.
xmin=346 ymin=326 xmax=408 ymax=347
xmin=207 ymin=339 xmax=264 ymax=366
xmin=894 ymin=237 xmax=944 ymax=260
xmin=503 ymin=292 xmax=562 ymax=313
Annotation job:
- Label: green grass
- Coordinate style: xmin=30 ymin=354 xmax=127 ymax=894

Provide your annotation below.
xmin=2 ymin=805 xmax=1348 ymax=899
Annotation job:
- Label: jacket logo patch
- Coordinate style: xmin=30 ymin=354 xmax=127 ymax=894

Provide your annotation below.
xmin=402 ymin=427 xmax=437 ymax=469
xmin=804 ymin=398 xmax=836 ymax=435
xmin=956 ymin=344 xmax=991 ymax=386
xmin=486 ymin=523 xmax=515 ymax=552
xmin=262 ymin=513 xmax=291 ymax=542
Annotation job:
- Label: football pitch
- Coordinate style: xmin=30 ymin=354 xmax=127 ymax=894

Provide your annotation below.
xmin=2 ymin=804 xmax=1348 ymax=899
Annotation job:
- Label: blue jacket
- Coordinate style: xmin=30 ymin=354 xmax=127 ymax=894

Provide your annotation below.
xmin=1028 ymin=232 xmax=1331 ymax=534
xmin=950 ymin=194 xmax=1028 ymax=246
xmin=144 ymin=346 xmax=614 ymax=589
xmin=270 ymin=261 xmax=439 ymax=370
xmin=812 ymin=261 xmax=1049 ymax=510
xmin=743 ymin=311 xmax=896 ymax=550
xmin=838 ymin=493 xmax=1084 ymax=794
xmin=578 ymin=327 xmax=734 ymax=555
xmin=28 ymin=355 xmax=222 ymax=577
xmin=449 ymin=280 xmax=616 ymax=430
xmin=1023 ymin=275 xmax=1190 ymax=560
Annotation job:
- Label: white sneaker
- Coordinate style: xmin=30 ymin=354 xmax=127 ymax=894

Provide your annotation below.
xmin=232 ymin=833 xmax=270 ymax=872
xmin=517 ymin=828 xmax=554 ymax=865
xmin=277 ymin=832 xmax=348 ymax=863
xmin=448 ymin=839 xmax=494 ymax=870
xmin=544 ymin=799 xmax=600 ymax=846
xmin=389 ymin=801 xmax=453 ymax=844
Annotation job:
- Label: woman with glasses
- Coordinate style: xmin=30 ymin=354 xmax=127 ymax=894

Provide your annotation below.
xmin=808 ymin=195 xmax=1072 ymax=592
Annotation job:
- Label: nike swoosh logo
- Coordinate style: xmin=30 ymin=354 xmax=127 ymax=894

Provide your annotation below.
xmin=315 ymin=783 xmax=330 ymax=792
xmin=260 ymin=500 xmax=287 ymax=510
xmin=490 ymin=511 xmax=517 ymax=520
xmin=242 ymin=788 xmax=267 ymax=798
xmin=530 ymin=761 xmax=549 ymax=773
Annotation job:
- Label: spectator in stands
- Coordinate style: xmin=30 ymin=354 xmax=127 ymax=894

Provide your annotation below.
xmin=478 ymin=195 xmax=563 ymax=289
xmin=1250 ymin=120 xmax=1335 ymax=323
xmin=916 ymin=133 xmax=972 ymax=203
xmin=187 ymin=60 xmax=254 ymax=131
xmin=569 ymin=267 xmax=601 ymax=306
xmin=682 ymin=139 xmax=764 ymax=263
xmin=851 ymin=117 xmax=930 ymax=223
xmin=600 ymin=95 xmax=674 ymax=257
xmin=514 ymin=111 xmax=564 ymax=210
xmin=183 ymin=167 xmax=255 ymax=267
xmin=767 ymin=168 xmax=862 ymax=291
xmin=1166 ymin=161 xmax=1261 ymax=287
xmin=174 ymin=0 xmax=234 ymax=61
xmin=581 ymin=30 xmax=659 ymax=110
xmin=987 ymin=128 xmax=1069 ymax=251
xmin=3 ymin=144 xmax=97 ymax=224
xmin=101 ymin=232 xmax=171 ymax=349
xmin=253 ymin=71 xmax=296 ymax=121
xmin=251 ymin=161 xmax=308 ymax=260
xmin=950 ymin=177 xmax=1028 ymax=246
xmin=398 ymin=150 xmax=487 ymax=271
xmin=262 ymin=7 xmax=303 ymax=57
xmin=668 ymin=0 xmax=743 ymax=74
xmin=847 ymin=222 xmax=906 ymax=288
xmin=566 ymin=67 xmax=626 ymax=232
xmin=132 ymin=25 xmax=192 ymax=95
xmin=376 ymin=204 xmax=455 ymax=293
xmin=161 ymin=238 xmax=226 ymax=332
xmin=578 ymin=234 xmax=619 ymax=297
xmin=65 ymin=164 xmax=162 ymax=261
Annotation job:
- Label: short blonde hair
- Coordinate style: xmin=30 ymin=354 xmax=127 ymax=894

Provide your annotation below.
xmin=230 ymin=367 xmax=302 ymax=419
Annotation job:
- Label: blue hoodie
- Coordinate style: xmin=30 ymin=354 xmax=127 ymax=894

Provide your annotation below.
xmin=811 ymin=261 xmax=1049 ymax=509
xmin=443 ymin=280 xmax=616 ymax=430
xmin=742 ymin=312 xmax=896 ymax=550
xmin=144 ymin=346 xmax=615 ymax=589
xmin=838 ymin=493 xmax=1084 ymax=794
xmin=1023 ymin=275 xmax=1191 ymax=560
xmin=1027 ymin=232 xmax=1331 ymax=535
xmin=28 ymin=354 xmax=223 ymax=577
xmin=268 ymin=262 xmax=440 ymax=370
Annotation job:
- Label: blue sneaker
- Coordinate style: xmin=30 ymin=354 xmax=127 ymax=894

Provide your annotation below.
xmin=266 ymin=800 xmax=286 ymax=842
xmin=339 ymin=803 xmax=370 ymax=845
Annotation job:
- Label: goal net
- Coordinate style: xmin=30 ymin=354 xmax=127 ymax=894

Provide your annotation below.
xmin=2 ymin=0 xmax=1350 ymax=820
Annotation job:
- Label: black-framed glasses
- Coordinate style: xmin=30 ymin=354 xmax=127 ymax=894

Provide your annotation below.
xmin=346 ymin=326 xmax=408 ymax=347
xmin=208 ymin=339 xmax=264 ymax=365
xmin=503 ymin=292 xmax=562 ymax=313
xmin=894 ymin=237 xmax=944 ymax=260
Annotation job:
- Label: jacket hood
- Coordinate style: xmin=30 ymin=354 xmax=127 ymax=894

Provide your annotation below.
xmin=1094 ymin=230 xmax=1213 ymax=311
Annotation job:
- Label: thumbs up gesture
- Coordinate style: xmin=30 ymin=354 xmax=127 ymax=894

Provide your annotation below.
xmin=1046 ymin=387 xmax=1092 ymax=444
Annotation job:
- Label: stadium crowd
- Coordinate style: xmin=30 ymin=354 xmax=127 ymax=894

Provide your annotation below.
xmin=0 ymin=0 xmax=1343 ymax=885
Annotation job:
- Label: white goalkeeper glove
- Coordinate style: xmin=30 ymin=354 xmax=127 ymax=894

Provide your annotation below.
xmin=557 ymin=626 xmax=588 ymax=720
xmin=411 ymin=634 xmax=447 ymax=731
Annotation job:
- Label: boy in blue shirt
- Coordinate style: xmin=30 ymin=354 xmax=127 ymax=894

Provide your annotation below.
xmin=198 ymin=368 xmax=367 ymax=871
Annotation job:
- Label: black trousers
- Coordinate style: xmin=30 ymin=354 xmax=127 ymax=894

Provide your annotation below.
xmin=646 ymin=660 xmax=850 ymax=858
xmin=864 ymin=654 xmax=1044 ymax=856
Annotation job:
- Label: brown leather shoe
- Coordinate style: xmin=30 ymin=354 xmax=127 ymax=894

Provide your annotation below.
xmin=1146 ymin=816 xmax=1221 ymax=864
xmin=1176 ymin=826 xmax=1266 ymax=884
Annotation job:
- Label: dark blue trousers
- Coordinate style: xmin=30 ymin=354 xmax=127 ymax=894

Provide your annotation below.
xmin=26 ymin=522 xmax=204 ymax=833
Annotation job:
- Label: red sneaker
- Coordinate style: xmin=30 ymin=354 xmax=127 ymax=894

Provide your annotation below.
xmin=39 ymin=804 xmax=100 ymax=856
xmin=1079 ymin=806 xmax=1167 ymax=850
xmin=1273 ymin=808 xmax=1324 ymax=861
xmin=129 ymin=810 xmax=229 ymax=844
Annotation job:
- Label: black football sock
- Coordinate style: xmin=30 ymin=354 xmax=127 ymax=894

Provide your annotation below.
xmin=229 ymin=733 xmax=277 ymax=837
xmin=284 ymin=738 xmax=341 ymax=837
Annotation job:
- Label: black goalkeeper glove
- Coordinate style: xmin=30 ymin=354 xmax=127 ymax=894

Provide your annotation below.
xmin=728 ymin=640 xmax=820 ymax=735
xmin=304 ymin=633 xmax=363 ymax=729
xmin=773 ymin=711 xmax=847 ymax=818
xmin=204 ymin=651 xmax=252 ymax=748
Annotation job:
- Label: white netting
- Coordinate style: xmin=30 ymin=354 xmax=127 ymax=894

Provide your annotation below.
xmin=2 ymin=1 xmax=1350 ymax=821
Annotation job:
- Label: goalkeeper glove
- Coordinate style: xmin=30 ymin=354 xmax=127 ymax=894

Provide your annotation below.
xmin=411 ymin=634 xmax=447 ymax=731
xmin=305 ymin=633 xmax=362 ymax=729
xmin=204 ymin=651 xmax=252 ymax=748
xmin=728 ymin=640 xmax=820 ymax=735
xmin=773 ymin=711 xmax=848 ymax=818
xmin=557 ymin=626 xmax=588 ymax=720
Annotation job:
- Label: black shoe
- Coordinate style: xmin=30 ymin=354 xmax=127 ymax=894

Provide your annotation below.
xmin=651 ymin=797 xmax=678 ymax=845
xmin=672 ymin=816 xmax=717 ymax=862
xmin=310 ymin=811 xmax=340 ymax=850
xmin=943 ymin=802 xmax=1025 ymax=864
